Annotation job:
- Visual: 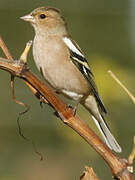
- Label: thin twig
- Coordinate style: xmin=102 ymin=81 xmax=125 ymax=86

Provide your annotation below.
xmin=128 ymin=136 xmax=135 ymax=170
xmin=108 ymin=70 xmax=135 ymax=104
xmin=11 ymin=75 xmax=30 ymax=111
xmin=17 ymin=114 xmax=43 ymax=161
xmin=20 ymin=40 xmax=32 ymax=63
xmin=0 ymin=36 xmax=13 ymax=60
xmin=80 ymin=166 xmax=100 ymax=180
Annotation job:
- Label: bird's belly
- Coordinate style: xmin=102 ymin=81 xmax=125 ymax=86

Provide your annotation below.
xmin=42 ymin=61 xmax=90 ymax=95
xmin=33 ymin=35 xmax=91 ymax=98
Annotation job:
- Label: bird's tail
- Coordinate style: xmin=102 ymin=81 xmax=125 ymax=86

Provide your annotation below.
xmin=82 ymin=95 xmax=122 ymax=153
xmin=91 ymin=115 xmax=122 ymax=153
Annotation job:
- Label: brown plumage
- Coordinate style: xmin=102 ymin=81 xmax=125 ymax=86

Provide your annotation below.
xmin=21 ymin=7 xmax=122 ymax=153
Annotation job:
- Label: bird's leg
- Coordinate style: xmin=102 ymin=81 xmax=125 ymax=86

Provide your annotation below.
xmin=67 ymin=99 xmax=80 ymax=116
xmin=73 ymin=99 xmax=80 ymax=116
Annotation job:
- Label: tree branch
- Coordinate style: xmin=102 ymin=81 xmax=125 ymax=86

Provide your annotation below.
xmin=0 ymin=37 xmax=134 ymax=180
xmin=80 ymin=166 xmax=100 ymax=180
xmin=108 ymin=70 xmax=135 ymax=104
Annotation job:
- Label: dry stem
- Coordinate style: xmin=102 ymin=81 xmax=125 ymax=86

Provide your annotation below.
xmin=80 ymin=166 xmax=100 ymax=180
xmin=108 ymin=70 xmax=135 ymax=104
xmin=127 ymin=136 xmax=135 ymax=173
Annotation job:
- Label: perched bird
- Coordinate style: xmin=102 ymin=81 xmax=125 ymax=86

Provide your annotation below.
xmin=21 ymin=7 xmax=122 ymax=153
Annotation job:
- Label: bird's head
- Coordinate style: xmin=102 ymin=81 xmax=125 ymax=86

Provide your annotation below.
xmin=21 ymin=7 xmax=67 ymax=35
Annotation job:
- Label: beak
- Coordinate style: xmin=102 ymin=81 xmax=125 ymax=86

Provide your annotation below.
xmin=20 ymin=14 xmax=35 ymax=23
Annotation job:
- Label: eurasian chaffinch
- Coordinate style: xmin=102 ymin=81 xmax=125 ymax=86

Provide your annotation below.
xmin=21 ymin=7 xmax=122 ymax=153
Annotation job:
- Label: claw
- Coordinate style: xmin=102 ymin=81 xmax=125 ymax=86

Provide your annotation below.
xmin=67 ymin=102 xmax=79 ymax=116
xmin=67 ymin=104 xmax=76 ymax=116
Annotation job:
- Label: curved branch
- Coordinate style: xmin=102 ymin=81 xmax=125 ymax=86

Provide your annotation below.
xmin=0 ymin=37 xmax=134 ymax=180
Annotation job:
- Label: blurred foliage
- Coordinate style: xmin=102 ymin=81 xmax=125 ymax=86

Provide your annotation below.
xmin=0 ymin=0 xmax=135 ymax=180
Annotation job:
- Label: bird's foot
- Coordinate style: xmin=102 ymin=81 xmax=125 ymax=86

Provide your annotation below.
xmin=67 ymin=104 xmax=77 ymax=116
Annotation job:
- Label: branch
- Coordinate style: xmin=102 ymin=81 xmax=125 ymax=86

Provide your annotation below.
xmin=0 ymin=37 xmax=134 ymax=180
xmin=128 ymin=136 xmax=135 ymax=174
xmin=80 ymin=166 xmax=100 ymax=180
xmin=108 ymin=70 xmax=135 ymax=104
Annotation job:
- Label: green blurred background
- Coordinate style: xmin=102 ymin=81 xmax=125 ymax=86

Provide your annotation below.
xmin=0 ymin=0 xmax=135 ymax=179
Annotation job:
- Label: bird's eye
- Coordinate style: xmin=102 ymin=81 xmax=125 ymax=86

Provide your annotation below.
xmin=39 ymin=14 xmax=46 ymax=19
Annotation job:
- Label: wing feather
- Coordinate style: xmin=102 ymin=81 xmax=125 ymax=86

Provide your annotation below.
xmin=63 ymin=36 xmax=107 ymax=114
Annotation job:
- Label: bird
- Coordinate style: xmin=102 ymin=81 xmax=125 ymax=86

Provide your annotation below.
xmin=21 ymin=6 xmax=122 ymax=153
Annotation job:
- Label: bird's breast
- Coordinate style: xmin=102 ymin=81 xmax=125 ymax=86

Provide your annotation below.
xmin=33 ymin=34 xmax=91 ymax=97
